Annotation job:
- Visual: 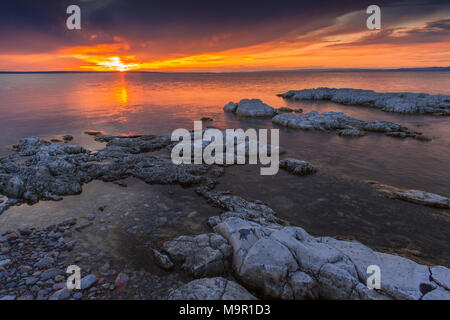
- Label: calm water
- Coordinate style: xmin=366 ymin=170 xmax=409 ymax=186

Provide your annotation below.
xmin=0 ymin=71 xmax=449 ymax=265
xmin=0 ymin=71 xmax=449 ymax=193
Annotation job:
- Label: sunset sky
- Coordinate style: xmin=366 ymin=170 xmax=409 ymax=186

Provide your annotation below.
xmin=0 ymin=0 xmax=449 ymax=72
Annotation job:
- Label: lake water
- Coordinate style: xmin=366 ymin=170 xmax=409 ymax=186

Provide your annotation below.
xmin=0 ymin=71 xmax=449 ymax=266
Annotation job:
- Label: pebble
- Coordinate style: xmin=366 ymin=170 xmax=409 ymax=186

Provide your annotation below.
xmin=25 ymin=277 xmax=39 ymax=285
xmin=54 ymin=275 xmax=65 ymax=282
xmin=49 ymin=288 xmax=71 ymax=300
xmin=40 ymin=268 xmax=63 ymax=281
xmin=6 ymin=232 xmax=19 ymax=241
xmin=63 ymin=217 xmax=77 ymax=226
xmin=0 ymin=259 xmax=11 ymax=267
xmin=72 ymin=292 xmax=83 ymax=300
xmin=80 ymin=274 xmax=97 ymax=290
xmin=34 ymin=256 xmax=54 ymax=268
xmin=36 ymin=290 xmax=48 ymax=300
xmin=62 ymin=135 xmax=74 ymax=142
xmin=114 ymin=273 xmax=129 ymax=291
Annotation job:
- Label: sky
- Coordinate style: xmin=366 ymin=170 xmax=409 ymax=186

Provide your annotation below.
xmin=0 ymin=0 xmax=449 ymax=72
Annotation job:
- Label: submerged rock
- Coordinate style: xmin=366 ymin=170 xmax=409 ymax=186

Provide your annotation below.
xmin=272 ymin=110 xmax=428 ymax=140
xmin=337 ymin=128 xmax=367 ymax=137
xmin=168 ymin=277 xmax=257 ymax=300
xmin=278 ymin=107 xmax=293 ymax=113
xmin=279 ymin=88 xmax=450 ymax=115
xmin=367 ymin=181 xmax=450 ymax=209
xmin=62 ymin=135 xmax=74 ymax=143
xmin=84 ymin=130 xmax=103 ymax=136
xmin=224 ymin=99 xmax=276 ymax=117
xmin=196 ymin=187 xmax=285 ymax=227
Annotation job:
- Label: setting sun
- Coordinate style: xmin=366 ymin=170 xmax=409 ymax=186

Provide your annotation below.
xmin=96 ymin=57 xmax=139 ymax=72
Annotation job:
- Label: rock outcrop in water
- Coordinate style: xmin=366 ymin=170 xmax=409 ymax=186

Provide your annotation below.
xmin=278 ymin=88 xmax=450 ymax=115
xmin=279 ymin=158 xmax=317 ymax=176
xmin=167 ymin=189 xmax=450 ymax=300
xmin=0 ymin=135 xmax=221 ymax=213
xmin=224 ymin=99 xmax=276 ymax=117
xmin=0 ymin=130 xmax=289 ymax=214
xmin=272 ymin=111 xmax=430 ymax=140
xmin=367 ymin=181 xmax=450 ymax=209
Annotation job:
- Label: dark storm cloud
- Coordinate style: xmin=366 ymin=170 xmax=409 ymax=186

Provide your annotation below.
xmin=0 ymin=0 xmax=447 ymax=55
xmin=329 ymin=18 xmax=450 ymax=47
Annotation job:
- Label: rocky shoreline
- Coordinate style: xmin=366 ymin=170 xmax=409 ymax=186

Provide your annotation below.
xmin=0 ymin=132 xmax=449 ymax=300
xmin=278 ymin=88 xmax=450 ymax=115
xmin=163 ymin=188 xmax=450 ymax=300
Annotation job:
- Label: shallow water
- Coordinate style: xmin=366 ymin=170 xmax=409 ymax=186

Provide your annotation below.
xmin=0 ymin=71 xmax=449 ymax=266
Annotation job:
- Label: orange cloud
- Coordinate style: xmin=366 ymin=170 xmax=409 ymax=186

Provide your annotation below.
xmin=1 ymin=16 xmax=448 ymax=72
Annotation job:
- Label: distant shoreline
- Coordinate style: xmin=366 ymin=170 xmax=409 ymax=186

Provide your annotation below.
xmin=0 ymin=67 xmax=449 ymax=74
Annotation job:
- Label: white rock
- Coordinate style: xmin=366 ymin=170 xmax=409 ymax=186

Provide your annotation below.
xmin=431 ymin=266 xmax=450 ymax=290
xmin=422 ymin=287 xmax=450 ymax=300
xmin=279 ymin=88 xmax=450 ymax=115
xmin=168 ymin=277 xmax=257 ymax=300
xmin=163 ymin=233 xmax=231 ymax=278
xmin=224 ymin=99 xmax=276 ymax=117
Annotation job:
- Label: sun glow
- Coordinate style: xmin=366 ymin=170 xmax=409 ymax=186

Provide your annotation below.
xmin=96 ymin=57 xmax=140 ymax=72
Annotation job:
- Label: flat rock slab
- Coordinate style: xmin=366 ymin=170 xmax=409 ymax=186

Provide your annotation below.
xmin=279 ymin=88 xmax=450 ymax=115
xmin=367 ymin=181 xmax=450 ymax=209
xmin=272 ymin=110 xmax=429 ymax=140
xmin=168 ymin=277 xmax=257 ymax=300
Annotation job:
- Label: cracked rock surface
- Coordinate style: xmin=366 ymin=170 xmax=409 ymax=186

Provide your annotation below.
xmin=0 ymin=135 xmax=220 ymax=214
xmin=272 ymin=111 xmax=429 ymax=140
xmin=169 ymin=190 xmax=450 ymax=300
xmin=168 ymin=277 xmax=257 ymax=300
xmin=163 ymin=233 xmax=231 ymax=278
xmin=279 ymin=88 xmax=450 ymax=115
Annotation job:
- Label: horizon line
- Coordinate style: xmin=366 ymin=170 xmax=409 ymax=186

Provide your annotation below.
xmin=0 ymin=67 xmax=449 ymax=74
